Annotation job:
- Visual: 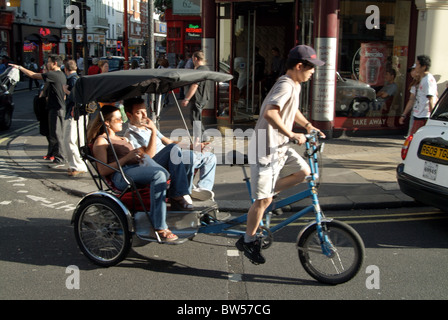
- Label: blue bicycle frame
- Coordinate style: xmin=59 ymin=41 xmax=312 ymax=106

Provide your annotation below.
xmin=199 ymin=131 xmax=328 ymax=244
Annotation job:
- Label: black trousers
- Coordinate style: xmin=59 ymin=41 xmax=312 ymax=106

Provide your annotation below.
xmin=47 ymin=108 xmax=66 ymax=162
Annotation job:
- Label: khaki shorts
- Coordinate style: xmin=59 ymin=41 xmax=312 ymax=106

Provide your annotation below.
xmin=250 ymin=147 xmax=309 ymax=200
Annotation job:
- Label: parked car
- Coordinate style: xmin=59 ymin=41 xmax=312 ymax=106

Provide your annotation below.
xmin=130 ymin=56 xmax=146 ymax=69
xmin=397 ymin=87 xmax=448 ymax=211
xmin=100 ymin=56 xmax=125 ymax=72
xmin=335 ymin=72 xmax=376 ymax=117
xmin=0 ymin=67 xmax=18 ymax=130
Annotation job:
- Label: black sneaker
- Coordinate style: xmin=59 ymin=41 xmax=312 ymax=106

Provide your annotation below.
xmin=48 ymin=158 xmax=65 ymax=169
xmin=235 ymin=236 xmax=266 ymax=265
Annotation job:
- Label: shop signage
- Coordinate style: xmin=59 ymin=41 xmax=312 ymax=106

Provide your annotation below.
xmin=40 ymin=28 xmax=51 ymax=37
xmin=186 ymin=24 xmax=202 ymax=33
xmin=312 ymin=37 xmax=337 ymax=122
xmin=185 ymin=24 xmax=202 ymax=40
xmin=23 ymin=42 xmax=38 ymax=53
xmin=173 ymin=0 xmax=201 ymax=15
xmin=359 ymin=42 xmax=387 ymax=87
xmin=43 ymin=43 xmax=55 ymax=52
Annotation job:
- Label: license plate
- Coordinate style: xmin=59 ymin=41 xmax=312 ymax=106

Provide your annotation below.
xmin=423 ymin=161 xmax=438 ymax=181
xmin=420 ymin=144 xmax=448 ymax=161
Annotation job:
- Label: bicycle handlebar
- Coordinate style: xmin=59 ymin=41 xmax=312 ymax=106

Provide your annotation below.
xmin=290 ymin=130 xmax=322 ymax=144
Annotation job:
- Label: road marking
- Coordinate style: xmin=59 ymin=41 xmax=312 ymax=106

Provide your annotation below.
xmin=0 ymin=123 xmax=38 ymax=144
xmin=228 ymin=273 xmax=242 ymax=282
xmin=227 ymin=250 xmax=240 ymax=257
xmin=266 ymin=210 xmax=446 ymax=227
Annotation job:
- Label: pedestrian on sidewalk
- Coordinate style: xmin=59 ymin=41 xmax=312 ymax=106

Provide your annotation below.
xmin=180 ymin=51 xmax=212 ymax=141
xmin=235 ymin=45 xmax=325 ymax=264
xmin=11 ymin=55 xmax=67 ymax=166
xmin=63 ymin=59 xmax=88 ymax=176
xmin=399 ymin=55 xmax=438 ymax=135
xmin=33 ymin=65 xmax=51 ymax=158
xmin=399 ymin=65 xmax=421 ymax=135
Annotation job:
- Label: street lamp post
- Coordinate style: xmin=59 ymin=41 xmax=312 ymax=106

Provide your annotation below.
xmin=123 ymin=0 xmax=129 ymax=69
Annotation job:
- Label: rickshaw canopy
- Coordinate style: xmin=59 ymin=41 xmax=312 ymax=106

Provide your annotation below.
xmin=73 ymin=68 xmax=233 ymax=104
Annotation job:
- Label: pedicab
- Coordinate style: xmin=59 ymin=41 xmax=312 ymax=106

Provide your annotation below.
xmin=71 ymin=68 xmax=364 ymax=285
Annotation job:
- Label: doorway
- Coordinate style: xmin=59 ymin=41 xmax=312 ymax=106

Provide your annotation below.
xmin=217 ymin=1 xmax=296 ymax=124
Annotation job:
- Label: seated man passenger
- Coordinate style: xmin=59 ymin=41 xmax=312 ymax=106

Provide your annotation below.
xmin=123 ymin=97 xmax=217 ymax=206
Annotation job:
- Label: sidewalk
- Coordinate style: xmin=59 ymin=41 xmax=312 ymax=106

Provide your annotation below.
xmin=7 ymin=100 xmax=416 ymax=213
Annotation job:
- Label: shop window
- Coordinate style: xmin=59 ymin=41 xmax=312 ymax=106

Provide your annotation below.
xmin=337 ymin=0 xmax=412 ymax=130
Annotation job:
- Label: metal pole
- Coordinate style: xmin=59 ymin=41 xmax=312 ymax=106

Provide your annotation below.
xmin=148 ymin=0 xmax=155 ymax=69
xmin=82 ymin=0 xmax=88 ymax=74
xmin=124 ymin=0 xmax=129 ymax=69
xmin=147 ymin=0 xmax=155 ymax=121
xmin=70 ymin=0 xmax=76 ymax=59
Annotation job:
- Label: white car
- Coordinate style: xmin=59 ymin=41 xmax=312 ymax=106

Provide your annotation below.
xmin=397 ymin=88 xmax=448 ymax=211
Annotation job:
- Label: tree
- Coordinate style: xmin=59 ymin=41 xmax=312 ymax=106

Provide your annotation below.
xmin=154 ymin=0 xmax=172 ymax=12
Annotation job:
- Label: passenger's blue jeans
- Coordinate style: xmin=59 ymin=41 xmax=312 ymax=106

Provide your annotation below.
xmin=153 ymin=143 xmax=192 ymax=198
xmin=111 ymin=163 xmax=169 ymax=230
xmin=185 ymin=150 xmax=216 ymax=192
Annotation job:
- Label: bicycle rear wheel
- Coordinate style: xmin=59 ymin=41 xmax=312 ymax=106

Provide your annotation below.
xmin=297 ymin=220 xmax=364 ymax=285
xmin=74 ymin=196 xmax=132 ymax=267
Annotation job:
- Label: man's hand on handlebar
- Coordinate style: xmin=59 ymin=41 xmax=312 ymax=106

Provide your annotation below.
xmin=306 ymin=124 xmax=326 ymax=139
xmin=290 ymin=132 xmax=307 ymax=145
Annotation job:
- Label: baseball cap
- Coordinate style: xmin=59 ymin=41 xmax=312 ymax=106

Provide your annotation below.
xmin=407 ymin=63 xmax=416 ymax=73
xmin=288 ymin=45 xmax=325 ymax=67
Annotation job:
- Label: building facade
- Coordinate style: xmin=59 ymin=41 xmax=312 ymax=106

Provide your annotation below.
xmin=5 ymin=0 xmax=64 ymax=68
xmin=195 ymin=0 xmax=446 ymax=136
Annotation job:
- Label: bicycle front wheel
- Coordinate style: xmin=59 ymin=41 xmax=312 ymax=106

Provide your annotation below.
xmin=297 ymin=220 xmax=364 ymax=285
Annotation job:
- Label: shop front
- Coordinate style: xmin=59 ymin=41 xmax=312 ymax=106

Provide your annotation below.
xmin=14 ymin=24 xmax=61 ymax=68
xmin=214 ymin=0 xmax=417 ymax=135
xmin=0 ymin=10 xmax=14 ymax=60
xmin=165 ymin=8 xmax=202 ymax=66
xmin=334 ymin=0 xmax=417 ymax=134
xmin=216 ymin=0 xmax=302 ymax=126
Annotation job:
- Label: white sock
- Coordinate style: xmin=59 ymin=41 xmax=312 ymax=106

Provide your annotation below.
xmin=244 ymin=234 xmax=256 ymax=243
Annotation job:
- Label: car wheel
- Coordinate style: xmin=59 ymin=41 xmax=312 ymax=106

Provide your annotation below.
xmin=0 ymin=110 xmax=12 ymax=130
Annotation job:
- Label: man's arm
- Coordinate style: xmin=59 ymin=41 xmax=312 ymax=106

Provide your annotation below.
xmin=181 ymin=83 xmax=199 ymax=107
xmin=9 ymin=63 xmax=43 ymax=80
xmin=428 ymin=95 xmax=435 ymax=113
xmin=264 ymin=105 xmax=306 ymax=144
xmin=294 ymin=109 xmax=326 ymax=138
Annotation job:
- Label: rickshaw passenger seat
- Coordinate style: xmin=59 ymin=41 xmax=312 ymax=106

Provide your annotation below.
xmin=82 ymin=143 xmax=152 ymax=212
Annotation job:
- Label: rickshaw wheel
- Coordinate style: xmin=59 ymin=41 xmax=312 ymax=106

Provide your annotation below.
xmin=74 ymin=196 xmax=132 ymax=267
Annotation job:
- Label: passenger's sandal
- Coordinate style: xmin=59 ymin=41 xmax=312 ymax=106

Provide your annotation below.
xmin=156 ymin=229 xmax=178 ymax=242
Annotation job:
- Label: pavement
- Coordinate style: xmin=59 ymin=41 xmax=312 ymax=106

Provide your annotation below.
xmin=7 ymin=82 xmax=417 ymax=213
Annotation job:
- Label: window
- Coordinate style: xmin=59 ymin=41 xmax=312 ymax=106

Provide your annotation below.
xmin=337 ymin=0 xmax=413 ymax=127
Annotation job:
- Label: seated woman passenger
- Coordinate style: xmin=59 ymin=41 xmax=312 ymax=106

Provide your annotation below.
xmin=86 ymin=105 xmax=178 ymax=242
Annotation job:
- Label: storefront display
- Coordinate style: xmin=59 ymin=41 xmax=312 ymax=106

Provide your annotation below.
xmin=214 ymin=0 xmax=416 ymax=135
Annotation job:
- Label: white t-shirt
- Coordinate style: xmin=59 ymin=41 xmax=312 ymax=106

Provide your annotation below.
xmin=249 ymin=75 xmax=301 ymax=165
xmin=413 ymin=73 xmax=437 ymax=118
